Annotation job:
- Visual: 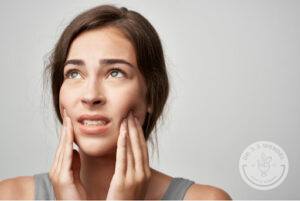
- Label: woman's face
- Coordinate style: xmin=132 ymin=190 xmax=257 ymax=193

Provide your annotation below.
xmin=59 ymin=27 xmax=151 ymax=156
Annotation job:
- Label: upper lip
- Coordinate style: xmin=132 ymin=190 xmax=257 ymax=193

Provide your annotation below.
xmin=78 ymin=114 xmax=110 ymax=124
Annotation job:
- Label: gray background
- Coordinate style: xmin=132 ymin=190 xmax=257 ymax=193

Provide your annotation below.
xmin=0 ymin=0 xmax=299 ymax=199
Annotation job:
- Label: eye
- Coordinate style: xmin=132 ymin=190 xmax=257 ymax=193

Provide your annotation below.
xmin=65 ymin=69 xmax=82 ymax=79
xmin=109 ymin=68 xmax=126 ymax=78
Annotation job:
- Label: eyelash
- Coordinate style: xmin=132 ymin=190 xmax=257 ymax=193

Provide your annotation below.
xmin=64 ymin=67 xmax=126 ymax=79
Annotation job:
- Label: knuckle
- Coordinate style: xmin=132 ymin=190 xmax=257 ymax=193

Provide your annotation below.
xmin=49 ymin=173 xmax=71 ymax=186
xmin=58 ymin=175 xmax=72 ymax=186
xmin=124 ymin=175 xmax=134 ymax=187
xmin=49 ymin=174 xmax=57 ymax=184
xmin=111 ymin=175 xmax=125 ymax=188
xmin=126 ymin=179 xmax=134 ymax=188
xmin=135 ymin=173 xmax=147 ymax=183
xmin=114 ymin=180 xmax=125 ymax=189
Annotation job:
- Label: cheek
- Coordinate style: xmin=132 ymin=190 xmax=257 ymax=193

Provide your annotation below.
xmin=110 ymin=85 xmax=147 ymax=118
xmin=59 ymin=84 xmax=77 ymax=117
xmin=58 ymin=86 xmax=66 ymax=116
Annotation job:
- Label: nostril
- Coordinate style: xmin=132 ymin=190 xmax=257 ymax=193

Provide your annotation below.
xmin=93 ymin=100 xmax=101 ymax=105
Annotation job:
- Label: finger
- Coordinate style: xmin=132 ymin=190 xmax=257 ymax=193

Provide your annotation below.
xmin=134 ymin=116 xmax=150 ymax=170
xmin=126 ymin=115 xmax=135 ymax=176
xmin=50 ymin=125 xmax=65 ymax=174
xmin=52 ymin=111 xmax=68 ymax=174
xmin=56 ymin=126 xmax=67 ymax=174
xmin=61 ymin=111 xmax=75 ymax=172
xmin=114 ymin=118 xmax=127 ymax=177
xmin=128 ymin=112 xmax=144 ymax=175
xmin=57 ymin=113 xmax=68 ymax=173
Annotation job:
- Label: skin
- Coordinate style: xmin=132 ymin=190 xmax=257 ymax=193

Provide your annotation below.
xmin=55 ymin=26 xmax=153 ymax=199
xmin=0 ymin=26 xmax=232 ymax=200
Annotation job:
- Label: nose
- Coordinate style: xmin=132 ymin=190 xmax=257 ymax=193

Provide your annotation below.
xmin=81 ymin=79 xmax=106 ymax=107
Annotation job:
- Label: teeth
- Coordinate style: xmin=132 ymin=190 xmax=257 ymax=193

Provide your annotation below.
xmin=83 ymin=120 xmax=106 ymax=126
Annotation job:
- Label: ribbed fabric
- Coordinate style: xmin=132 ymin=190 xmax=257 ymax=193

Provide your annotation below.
xmin=160 ymin=177 xmax=195 ymax=200
xmin=34 ymin=172 xmax=194 ymax=200
xmin=34 ymin=173 xmax=55 ymax=200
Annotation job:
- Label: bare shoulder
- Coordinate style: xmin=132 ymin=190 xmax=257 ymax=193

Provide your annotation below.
xmin=0 ymin=175 xmax=35 ymax=200
xmin=184 ymin=183 xmax=232 ymax=200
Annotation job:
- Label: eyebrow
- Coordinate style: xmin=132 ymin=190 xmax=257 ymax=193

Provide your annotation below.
xmin=64 ymin=58 xmax=135 ymax=68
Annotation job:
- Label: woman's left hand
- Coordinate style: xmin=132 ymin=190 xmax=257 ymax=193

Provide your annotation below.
xmin=106 ymin=111 xmax=152 ymax=200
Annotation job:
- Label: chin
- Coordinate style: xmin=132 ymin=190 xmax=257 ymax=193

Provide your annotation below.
xmin=80 ymin=147 xmax=115 ymax=157
xmin=74 ymin=132 xmax=118 ymax=157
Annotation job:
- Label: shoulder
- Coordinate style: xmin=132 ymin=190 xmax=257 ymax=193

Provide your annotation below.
xmin=184 ymin=183 xmax=232 ymax=200
xmin=144 ymin=168 xmax=232 ymax=200
xmin=0 ymin=175 xmax=35 ymax=200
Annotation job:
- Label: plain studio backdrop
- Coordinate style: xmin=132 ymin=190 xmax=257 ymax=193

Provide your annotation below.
xmin=0 ymin=0 xmax=299 ymax=199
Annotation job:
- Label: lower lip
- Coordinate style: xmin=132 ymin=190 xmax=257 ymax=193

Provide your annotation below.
xmin=78 ymin=121 xmax=110 ymax=135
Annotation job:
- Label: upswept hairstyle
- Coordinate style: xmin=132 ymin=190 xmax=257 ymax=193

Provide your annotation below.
xmin=43 ymin=4 xmax=169 ymax=156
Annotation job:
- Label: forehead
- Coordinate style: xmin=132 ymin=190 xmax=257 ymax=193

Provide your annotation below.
xmin=67 ymin=27 xmax=136 ymax=65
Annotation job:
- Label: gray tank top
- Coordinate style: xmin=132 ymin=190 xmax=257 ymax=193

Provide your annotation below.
xmin=34 ymin=172 xmax=194 ymax=200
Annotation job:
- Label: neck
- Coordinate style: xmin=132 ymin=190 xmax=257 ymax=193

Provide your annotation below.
xmin=79 ymin=149 xmax=116 ymax=200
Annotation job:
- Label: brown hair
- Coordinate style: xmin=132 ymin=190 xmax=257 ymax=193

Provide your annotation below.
xmin=43 ymin=4 xmax=169 ymax=156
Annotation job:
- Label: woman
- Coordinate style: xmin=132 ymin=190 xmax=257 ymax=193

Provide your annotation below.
xmin=0 ymin=5 xmax=231 ymax=200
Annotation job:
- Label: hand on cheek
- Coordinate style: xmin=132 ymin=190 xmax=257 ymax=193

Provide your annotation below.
xmin=49 ymin=109 xmax=87 ymax=200
xmin=107 ymin=111 xmax=151 ymax=200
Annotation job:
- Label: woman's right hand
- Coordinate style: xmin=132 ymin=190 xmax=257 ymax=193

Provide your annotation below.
xmin=49 ymin=109 xmax=87 ymax=200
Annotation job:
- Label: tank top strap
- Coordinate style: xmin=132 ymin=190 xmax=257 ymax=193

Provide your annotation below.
xmin=161 ymin=177 xmax=195 ymax=200
xmin=34 ymin=172 xmax=55 ymax=200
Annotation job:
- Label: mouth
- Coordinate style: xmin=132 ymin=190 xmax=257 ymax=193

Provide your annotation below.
xmin=77 ymin=114 xmax=111 ymax=135
xmin=79 ymin=119 xmax=109 ymax=126
xmin=78 ymin=120 xmax=111 ymax=135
